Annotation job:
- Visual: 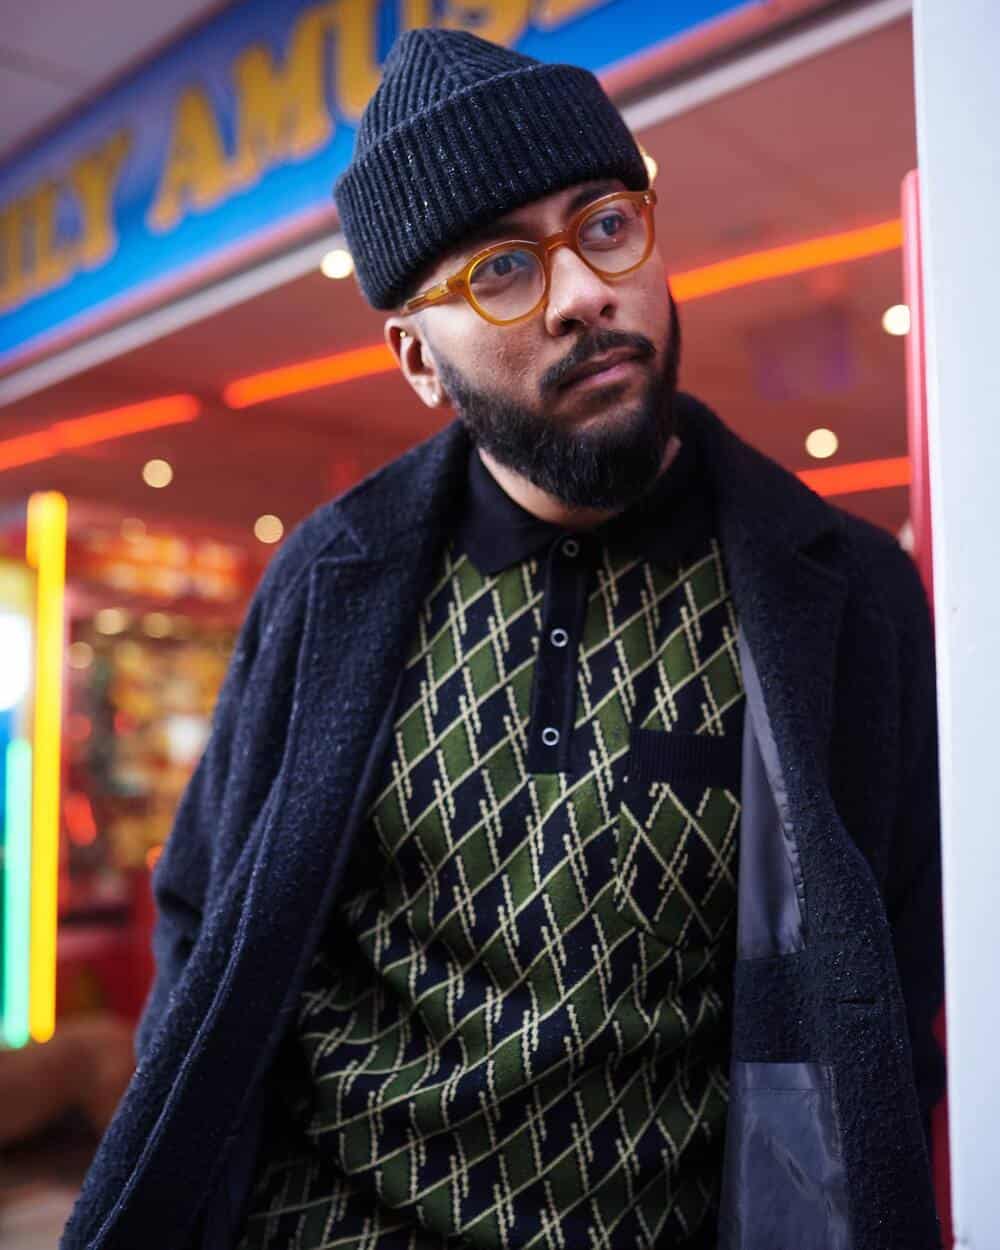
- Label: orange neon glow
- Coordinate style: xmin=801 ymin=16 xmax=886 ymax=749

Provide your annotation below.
xmin=223 ymin=343 xmax=396 ymax=409
xmin=0 ymin=396 xmax=201 ymax=473
xmin=672 ymin=219 xmax=904 ymax=303
xmin=221 ymin=222 xmax=904 ymax=409
xmin=797 ymin=456 xmax=911 ymax=497
xmin=64 ymin=792 xmax=98 ymax=846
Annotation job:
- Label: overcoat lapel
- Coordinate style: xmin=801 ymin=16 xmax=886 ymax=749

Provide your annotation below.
xmin=687 ymin=396 xmax=847 ymax=787
xmin=100 ymin=425 xmax=472 ymax=1250
xmin=688 ymin=398 xmax=940 ymax=1248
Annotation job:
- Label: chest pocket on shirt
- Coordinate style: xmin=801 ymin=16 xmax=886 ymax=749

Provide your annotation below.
xmin=614 ymin=727 xmax=742 ymax=949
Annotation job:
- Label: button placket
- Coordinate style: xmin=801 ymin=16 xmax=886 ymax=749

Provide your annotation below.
xmin=526 ymin=533 xmax=593 ymax=772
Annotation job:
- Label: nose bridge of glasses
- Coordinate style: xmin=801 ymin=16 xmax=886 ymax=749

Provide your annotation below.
xmin=542 ymin=225 xmax=574 ymax=257
xmin=544 ymin=231 xmax=611 ymax=292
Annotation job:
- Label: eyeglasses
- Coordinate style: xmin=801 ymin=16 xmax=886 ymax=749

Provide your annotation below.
xmin=402 ymin=189 xmax=658 ymax=327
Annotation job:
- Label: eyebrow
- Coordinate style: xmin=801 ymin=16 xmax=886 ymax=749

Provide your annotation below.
xmin=456 ymin=182 xmax=622 ymax=253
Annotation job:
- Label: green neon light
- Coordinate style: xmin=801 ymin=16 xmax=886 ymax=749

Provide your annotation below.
xmin=3 ymin=738 xmax=32 ymax=1049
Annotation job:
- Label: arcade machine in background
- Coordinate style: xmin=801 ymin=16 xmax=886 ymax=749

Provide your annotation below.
xmin=0 ymin=492 xmax=266 ymax=1155
xmin=56 ymin=504 xmax=262 ymax=1024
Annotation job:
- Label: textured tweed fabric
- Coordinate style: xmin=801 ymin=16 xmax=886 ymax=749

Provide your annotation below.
xmin=239 ymin=515 xmax=744 ymax=1249
xmin=62 ymin=398 xmax=943 ymax=1250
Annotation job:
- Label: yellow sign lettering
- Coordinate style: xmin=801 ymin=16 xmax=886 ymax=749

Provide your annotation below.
xmin=68 ymin=130 xmax=132 ymax=269
xmin=26 ymin=182 xmax=75 ymax=293
xmin=229 ymin=5 xmax=337 ymax=190
xmin=533 ymin=0 xmax=611 ymax=28
xmin=401 ymin=0 xmax=435 ymax=30
xmin=0 ymin=200 xmax=26 ymax=313
xmin=440 ymin=0 xmax=532 ymax=48
xmin=147 ymin=87 xmax=230 ymax=233
xmin=332 ymin=0 xmax=383 ymax=121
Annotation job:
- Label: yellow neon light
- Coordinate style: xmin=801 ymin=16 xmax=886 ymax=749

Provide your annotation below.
xmin=26 ymin=492 xmax=67 ymax=1043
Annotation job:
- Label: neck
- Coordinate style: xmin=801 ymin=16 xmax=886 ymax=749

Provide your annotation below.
xmin=477 ymin=436 xmax=682 ymax=530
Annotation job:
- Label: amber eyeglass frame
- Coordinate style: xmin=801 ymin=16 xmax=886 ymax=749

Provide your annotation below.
xmin=402 ymin=188 xmax=658 ymax=326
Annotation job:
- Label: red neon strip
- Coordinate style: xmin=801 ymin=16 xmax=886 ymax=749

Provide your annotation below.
xmin=223 ymin=343 xmax=396 ymax=409
xmin=901 ymin=171 xmax=933 ymax=602
xmin=673 ymin=219 xmax=904 ymax=303
xmin=223 ymin=222 xmax=904 ymax=409
xmin=0 ymin=395 xmax=200 ymax=472
xmin=797 ymin=456 xmax=911 ymax=497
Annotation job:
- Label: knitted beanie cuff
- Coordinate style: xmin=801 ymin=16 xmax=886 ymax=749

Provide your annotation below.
xmin=335 ymin=61 xmax=648 ymax=310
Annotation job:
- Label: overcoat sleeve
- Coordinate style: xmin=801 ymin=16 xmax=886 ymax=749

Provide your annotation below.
xmin=883 ymin=551 xmax=946 ymax=1151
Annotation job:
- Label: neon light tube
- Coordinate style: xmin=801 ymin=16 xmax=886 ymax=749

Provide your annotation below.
xmin=0 ymin=395 xmax=201 ymax=473
xmin=26 ymin=492 xmax=67 ymax=1044
xmin=796 ymin=456 xmax=911 ymax=497
xmin=672 ymin=219 xmax=904 ymax=303
xmin=3 ymin=739 xmax=32 ymax=1049
xmin=223 ymin=343 xmax=396 ymax=409
xmin=221 ymin=222 xmax=905 ymax=409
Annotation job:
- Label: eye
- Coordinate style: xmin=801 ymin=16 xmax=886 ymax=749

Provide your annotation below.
xmin=470 ymin=248 xmax=536 ymax=289
xmin=579 ymin=201 xmax=639 ymax=250
xmin=487 ymin=254 xmax=519 ymax=278
xmin=596 ymin=212 xmax=626 ymax=238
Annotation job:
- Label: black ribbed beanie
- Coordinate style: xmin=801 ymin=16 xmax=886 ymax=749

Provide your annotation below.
xmin=334 ymin=27 xmax=648 ymax=310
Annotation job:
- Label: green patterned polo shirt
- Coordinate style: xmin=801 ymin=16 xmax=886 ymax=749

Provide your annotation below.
xmin=239 ymin=438 xmax=744 ymax=1250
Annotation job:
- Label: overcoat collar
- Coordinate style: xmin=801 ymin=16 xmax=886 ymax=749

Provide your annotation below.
xmin=322 ymin=395 xmax=850 ymax=840
xmin=309 ymin=393 xmax=849 ymax=905
xmin=330 ymin=392 xmax=841 ymax=564
xmin=324 ymin=395 xmax=848 ymax=789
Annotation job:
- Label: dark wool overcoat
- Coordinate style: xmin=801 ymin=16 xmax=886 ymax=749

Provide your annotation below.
xmin=62 ymin=395 xmax=945 ymax=1250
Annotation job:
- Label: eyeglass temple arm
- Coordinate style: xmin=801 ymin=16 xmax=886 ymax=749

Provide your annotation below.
xmin=404 ymin=277 xmax=460 ymax=313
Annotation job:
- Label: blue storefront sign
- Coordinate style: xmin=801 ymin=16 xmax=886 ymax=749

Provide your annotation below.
xmin=0 ymin=0 xmax=765 ymax=372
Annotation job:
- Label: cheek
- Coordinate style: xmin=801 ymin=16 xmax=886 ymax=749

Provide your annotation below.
xmin=475 ymin=329 xmax=540 ymax=397
xmin=636 ymin=273 xmax=671 ymax=335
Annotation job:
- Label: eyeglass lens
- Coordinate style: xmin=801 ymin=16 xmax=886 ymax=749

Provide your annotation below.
xmin=467 ymin=196 xmax=650 ymax=324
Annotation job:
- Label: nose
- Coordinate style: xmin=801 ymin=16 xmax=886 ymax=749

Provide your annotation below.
xmin=542 ymin=243 xmax=618 ymax=337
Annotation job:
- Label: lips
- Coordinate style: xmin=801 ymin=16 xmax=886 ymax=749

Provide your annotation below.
xmin=559 ymin=348 xmax=644 ymax=390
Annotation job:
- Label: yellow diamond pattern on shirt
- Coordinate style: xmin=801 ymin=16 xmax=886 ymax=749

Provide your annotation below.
xmin=239 ymin=534 xmax=743 ymax=1250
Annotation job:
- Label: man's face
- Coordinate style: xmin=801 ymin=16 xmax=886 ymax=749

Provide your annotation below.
xmin=387 ymin=179 xmax=680 ymax=510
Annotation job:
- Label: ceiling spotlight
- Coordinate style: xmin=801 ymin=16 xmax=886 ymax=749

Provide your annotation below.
xmin=805 ymin=428 xmax=839 ymax=460
xmin=142 ymin=458 xmax=173 ymax=488
xmin=95 ymin=607 xmax=129 ymax=636
xmin=120 ymin=517 xmax=147 ymax=541
xmin=254 ymin=514 xmax=284 ymax=544
xmin=67 ymin=641 xmax=94 ymax=670
xmin=142 ymin=612 xmax=173 ymax=639
xmin=882 ymin=304 xmax=911 ymax=336
xmin=321 ymin=248 xmax=355 ymax=280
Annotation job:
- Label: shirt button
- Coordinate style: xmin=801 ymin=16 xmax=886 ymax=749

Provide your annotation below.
xmin=550 ymin=627 xmax=569 ymax=648
xmin=561 ymin=538 xmax=580 ymax=557
xmin=541 ymin=726 xmax=560 ymax=747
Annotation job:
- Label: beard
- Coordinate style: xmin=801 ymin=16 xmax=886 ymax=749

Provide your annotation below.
xmin=434 ymin=291 xmax=681 ymax=511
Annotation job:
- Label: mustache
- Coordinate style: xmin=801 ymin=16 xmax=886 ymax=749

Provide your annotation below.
xmin=539 ymin=329 xmax=656 ymax=395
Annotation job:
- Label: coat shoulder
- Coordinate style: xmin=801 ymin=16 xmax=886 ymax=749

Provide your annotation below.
xmin=252 ymin=421 xmax=467 ymax=620
xmin=829 ymin=505 xmax=931 ymax=640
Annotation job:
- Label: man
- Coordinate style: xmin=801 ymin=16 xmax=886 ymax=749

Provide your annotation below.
xmin=63 ymin=28 xmax=944 ymax=1250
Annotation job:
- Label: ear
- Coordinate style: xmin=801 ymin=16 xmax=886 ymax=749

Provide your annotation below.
xmin=384 ymin=317 xmax=448 ymax=410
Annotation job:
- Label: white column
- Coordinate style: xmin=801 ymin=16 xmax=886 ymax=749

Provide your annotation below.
xmin=911 ymin=4 xmax=1000 ymax=1248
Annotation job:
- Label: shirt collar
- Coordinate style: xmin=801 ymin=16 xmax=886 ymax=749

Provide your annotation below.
xmin=458 ymin=431 xmax=712 ymax=577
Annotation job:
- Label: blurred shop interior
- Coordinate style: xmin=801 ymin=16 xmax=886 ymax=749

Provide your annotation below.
xmin=0 ymin=1 xmax=935 ymax=1241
